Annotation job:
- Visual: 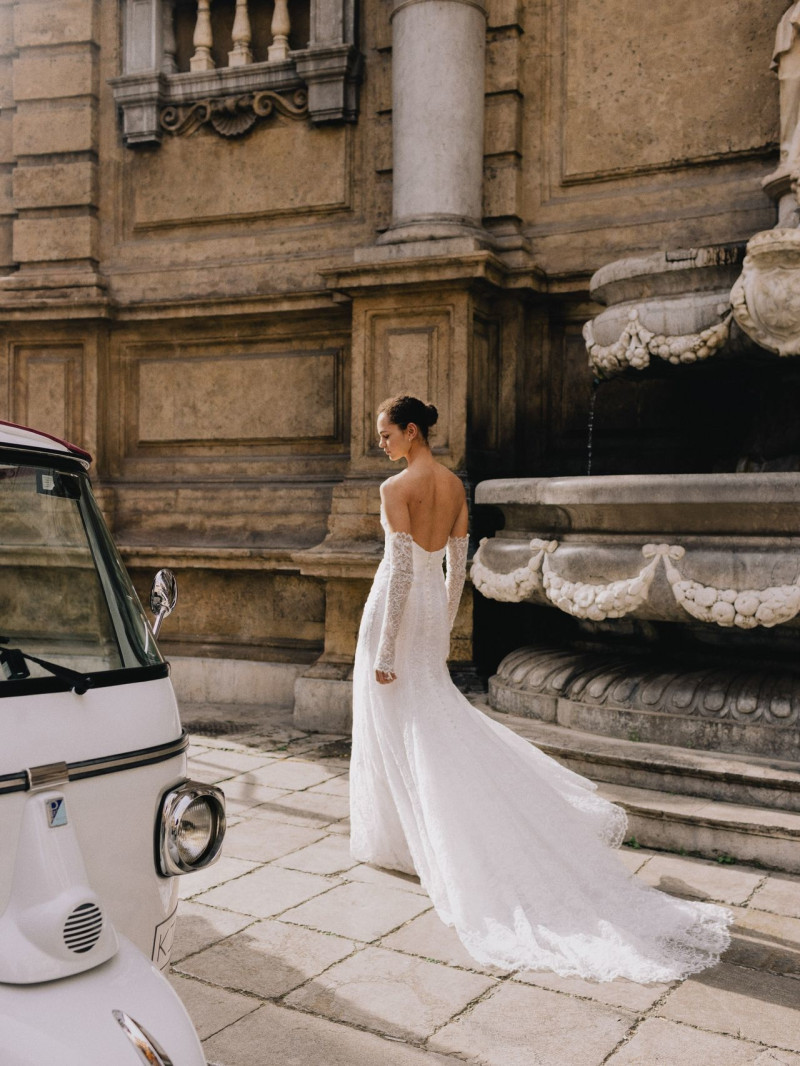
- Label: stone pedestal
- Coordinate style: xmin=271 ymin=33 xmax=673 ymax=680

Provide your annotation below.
xmin=474 ymin=473 xmax=800 ymax=758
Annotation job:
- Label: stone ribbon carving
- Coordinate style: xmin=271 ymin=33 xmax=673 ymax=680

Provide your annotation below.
xmin=730 ymin=229 xmax=800 ymax=357
xmin=160 ymin=89 xmax=308 ymax=138
xmin=472 ymin=540 xmax=800 ymax=630
xmin=583 ymin=309 xmax=732 ymax=378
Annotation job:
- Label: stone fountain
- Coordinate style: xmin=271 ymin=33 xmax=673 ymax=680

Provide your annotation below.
xmin=471 ymin=13 xmax=800 ymax=856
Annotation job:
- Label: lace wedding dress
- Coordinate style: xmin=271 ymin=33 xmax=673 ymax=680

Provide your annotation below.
xmin=349 ymin=520 xmax=732 ymax=983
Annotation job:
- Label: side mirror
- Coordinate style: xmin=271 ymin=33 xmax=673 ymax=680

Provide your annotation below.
xmin=149 ymin=569 xmax=178 ymax=638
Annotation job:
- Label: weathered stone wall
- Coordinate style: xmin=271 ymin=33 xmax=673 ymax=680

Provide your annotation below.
xmin=0 ymin=0 xmax=786 ymax=720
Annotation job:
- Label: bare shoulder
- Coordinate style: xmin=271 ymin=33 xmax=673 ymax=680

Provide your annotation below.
xmin=379 ymin=471 xmax=409 ymax=502
xmin=380 ymin=472 xmax=412 ymax=532
xmin=438 ymin=464 xmax=466 ymax=500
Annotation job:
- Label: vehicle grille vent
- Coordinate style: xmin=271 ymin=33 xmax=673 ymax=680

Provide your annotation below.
xmin=63 ymin=902 xmax=103 ymax=954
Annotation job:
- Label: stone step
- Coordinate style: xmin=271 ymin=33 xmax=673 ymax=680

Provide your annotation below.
xmin=481 ymin=705 xmax=800 ymax=812
xmin=599 ymin=781 xmax=800 ymax=874
xmin=478 ymin=704 xmax=800 ymax=872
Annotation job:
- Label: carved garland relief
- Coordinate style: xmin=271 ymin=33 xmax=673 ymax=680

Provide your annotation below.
xmin=583 ymin=309 xmax=733 ymax=378
xmin=471 ymin=539 xmax=800 ymax=630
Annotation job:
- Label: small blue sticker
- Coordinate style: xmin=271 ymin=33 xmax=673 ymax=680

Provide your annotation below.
xmin=47 ymin=797 xmax=67 ymax=827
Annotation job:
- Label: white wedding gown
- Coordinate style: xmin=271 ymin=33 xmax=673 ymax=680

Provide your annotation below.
xmin=349 ymin=520 xmax=732 ymax=983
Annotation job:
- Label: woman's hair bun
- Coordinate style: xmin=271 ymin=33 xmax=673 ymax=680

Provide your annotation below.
xmin=377 ymin=394 xmax=438 ymax=441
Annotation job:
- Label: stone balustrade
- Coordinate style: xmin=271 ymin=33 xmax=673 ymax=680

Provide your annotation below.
xmin=112 ymin=0 xmax=361 ymax=144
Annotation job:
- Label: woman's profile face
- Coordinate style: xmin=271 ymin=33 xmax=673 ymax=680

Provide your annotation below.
xmin=377 ymin=411 xmax=412 ymax=461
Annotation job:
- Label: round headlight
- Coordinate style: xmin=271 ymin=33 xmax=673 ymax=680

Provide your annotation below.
xmin=176 ymin=796 xmax=217 ymax=865
xmin=158 ymin=783 xmax=225 ymax=877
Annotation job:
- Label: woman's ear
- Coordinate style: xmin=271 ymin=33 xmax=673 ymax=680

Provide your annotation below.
xmin=406 ymin=422 xmax=418 ymax=441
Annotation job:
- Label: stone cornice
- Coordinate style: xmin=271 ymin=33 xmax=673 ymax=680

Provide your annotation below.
xmin=321 ymin=249 xmax=545 ymax=298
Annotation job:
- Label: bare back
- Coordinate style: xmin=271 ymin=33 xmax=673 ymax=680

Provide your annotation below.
xmin=381 ymin=460 xmax=467 ymax=551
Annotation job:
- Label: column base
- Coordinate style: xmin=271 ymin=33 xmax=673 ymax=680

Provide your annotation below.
xmin=376 ymin=215 xmax=495 ymax=248
xmin=293 ymin=661 xmax=354 ymax=733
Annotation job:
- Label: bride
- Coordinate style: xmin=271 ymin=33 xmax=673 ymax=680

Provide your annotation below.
xmin=349 ymin=394 xmax=732 ymax=983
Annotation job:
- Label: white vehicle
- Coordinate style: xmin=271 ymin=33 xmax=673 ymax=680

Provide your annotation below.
xmin=0 ymin=420 xmax=225 ymax=1065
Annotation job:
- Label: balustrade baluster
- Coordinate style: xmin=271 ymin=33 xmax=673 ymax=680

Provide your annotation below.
xmin=162 ymin=0 xmax=178 ymax=73
xmin=190 ymin=0 xmax=215 ymax=71
xmin=268 ymin=0 xmax=291 ymax=61
xmin=229 ymin=0 xmax=253 ymax=66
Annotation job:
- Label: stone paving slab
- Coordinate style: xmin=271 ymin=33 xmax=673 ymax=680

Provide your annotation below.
xmin=229 ymin=759 xmax=342 ymax=791
xmin=750 ymin=872 xmax=800 ymax=919
xmin=511 ymin=965 xmax=671 ymax=1013
xmin=272 ymin=833 xmax=359 ymax=875
xmin=604 ymin=1017 xmax=800 ymax=1066
xmin=176 ymin=918 xmax=357 ymax=999
xmin=195 ymin=864 xmax=339 ymax=920
xmin=220 ymin=818 xmax=326 ymax=864
xmin=239 ymin=795 xmax=348 ymax=830
xmin=343 ymin=861 xmax=429 ymax=896
xmin=202 ymin=1002 xmax=459 ymax=1066
xmin=658 ymin=963 xmax=800 ymax=1052
xmin=636 ymin=853 xmax=766 ymax=906
xmin=726 ymin=906 xmax=800 ymax=975
xmin=280 ymin=878 xmax=432 ymax=941
xmin=179 ymin=856 xmax=260 ymax=899
xmin=284 ymin=945 xmax=496 ymax=1041
xmin=188 ymin=748 xmax=279 ymax=780
xmin=268 ymin=789 xmax=351 ymax=825
xmin=381 ymin=907 xmax=507 ymax=976
xmin=428 ymin=980 xmax=637 ymax=1066
xmin=216 ymin=778 xmax=292 ymax=816
xmin=168 ymin=973 xmax=259 ymax=1042
xmin=171 ymin=900 xmax=256 ymax=962
xmin=305 ymin=774 xmax=351 ymax=797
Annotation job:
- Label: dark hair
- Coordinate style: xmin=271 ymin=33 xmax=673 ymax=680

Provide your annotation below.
xmin=377 ymin=395 xmax=439 ymax=441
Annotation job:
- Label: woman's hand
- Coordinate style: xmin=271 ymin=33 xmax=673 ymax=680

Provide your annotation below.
xmin=375 ymin=669 xmax=397 ymax=685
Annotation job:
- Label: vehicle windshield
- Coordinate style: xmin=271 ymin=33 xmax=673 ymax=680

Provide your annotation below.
xmin=0 ymin=457 xmax=162 ymax=691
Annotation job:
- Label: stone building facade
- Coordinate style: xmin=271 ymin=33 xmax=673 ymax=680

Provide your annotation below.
xmin=0 ymin=0 xmax=785 ymax=728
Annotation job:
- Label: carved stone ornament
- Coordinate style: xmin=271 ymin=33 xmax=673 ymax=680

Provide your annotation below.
xmin=490 ymin=645 xmax=800 ymax=748
xmin=730 ymin=228 xmax=800 ymax=357
xmin=469 ymin=538 xmax=556 ymax=602
xmin=471 ymin=539 xmax=800 ymax=630
xmin=160 ymin=88 xmax=308 ymax=138
xmin=583 ymin=308 xmax=732 ymax=378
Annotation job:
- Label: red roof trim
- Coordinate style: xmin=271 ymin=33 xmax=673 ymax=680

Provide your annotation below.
xmin=0 ymin=419 xmax=93 ymax=464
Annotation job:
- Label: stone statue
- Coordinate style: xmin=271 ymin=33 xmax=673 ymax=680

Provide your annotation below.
xmin=772 ymin=2 xmax=800 ymax=168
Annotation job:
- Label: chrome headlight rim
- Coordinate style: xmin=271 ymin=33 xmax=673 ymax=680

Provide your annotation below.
xmin=157 ymin=782 xmax=226 ymax=877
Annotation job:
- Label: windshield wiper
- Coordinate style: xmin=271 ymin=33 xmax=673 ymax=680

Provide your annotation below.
xmin=0 ymin=638 xmax=94 ymax=694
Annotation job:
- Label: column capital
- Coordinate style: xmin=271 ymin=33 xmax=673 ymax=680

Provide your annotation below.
xmin=391 ymin=0 xmax=487 ymax=20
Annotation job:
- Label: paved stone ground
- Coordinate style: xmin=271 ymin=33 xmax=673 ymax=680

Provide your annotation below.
xmin=171 ymin=705 xmax=800 ymax=1066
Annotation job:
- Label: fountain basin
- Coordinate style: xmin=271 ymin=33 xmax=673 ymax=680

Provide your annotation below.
xmin=474 ymin=473 xmax=800 ymax=757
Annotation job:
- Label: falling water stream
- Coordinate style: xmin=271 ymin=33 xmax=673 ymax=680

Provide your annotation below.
xmin=586 ymin=378 xmax=600 ymax=475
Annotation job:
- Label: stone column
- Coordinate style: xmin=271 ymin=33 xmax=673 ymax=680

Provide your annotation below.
xmin=380 ymin=0 xmax=488 ymax=245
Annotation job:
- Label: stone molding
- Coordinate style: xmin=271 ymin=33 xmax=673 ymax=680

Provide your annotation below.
xmin=730 ymin=228 xmax=800 ymax=357
xmin=489 ymin=645 xmax=800 ymax=740
xmin=472 ymin=539 xmax=800 ymax=630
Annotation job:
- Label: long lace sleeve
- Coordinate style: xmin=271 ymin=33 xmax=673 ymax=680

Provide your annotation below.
xmin=374 ymin=531 xmax=414 ymax=673
xmin=445 ymin=535 xmax=469 ymax=631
